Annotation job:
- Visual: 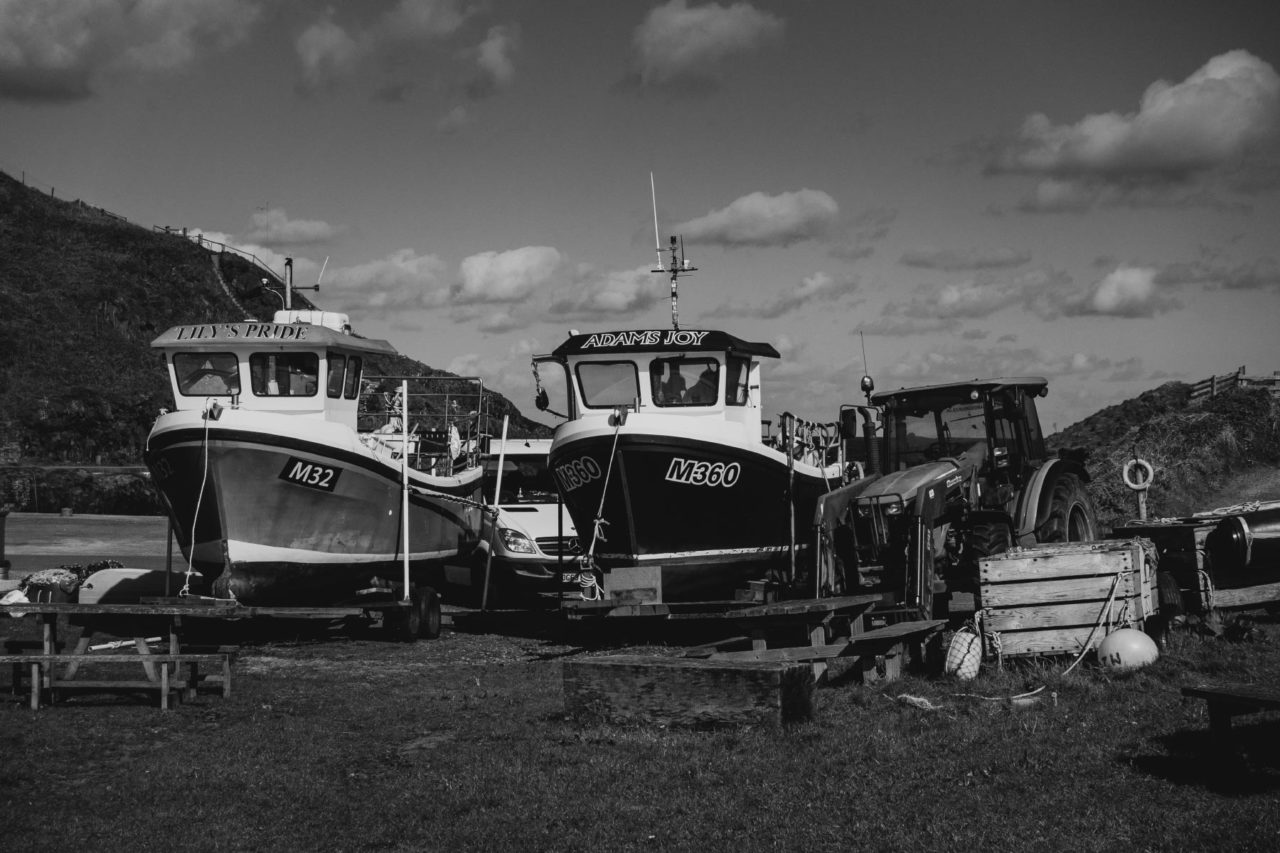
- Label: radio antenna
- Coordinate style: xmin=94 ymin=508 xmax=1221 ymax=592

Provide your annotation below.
xmin=649 ymin=173 xmax=697 ymax=330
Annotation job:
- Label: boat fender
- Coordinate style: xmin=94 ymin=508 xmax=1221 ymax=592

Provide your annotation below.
xmin=1096 ymin=628 xmax=1159 ymax=671
xmin=944 ymin=627 xmax=982 ymax=681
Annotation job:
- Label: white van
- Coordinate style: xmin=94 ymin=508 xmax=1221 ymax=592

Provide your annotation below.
xmin=444 ymin=438 xmax=578 ymax=604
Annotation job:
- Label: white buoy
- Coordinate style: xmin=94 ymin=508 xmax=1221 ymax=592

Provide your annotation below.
xmin=945 ymin=627 xmax=982 ymax=680
xmin=1097 ymin=628 xmax=1159 ymax=671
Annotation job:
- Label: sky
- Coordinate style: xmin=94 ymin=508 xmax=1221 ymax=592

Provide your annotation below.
xmin=3 ymin=0 xmax=1280 ymax=434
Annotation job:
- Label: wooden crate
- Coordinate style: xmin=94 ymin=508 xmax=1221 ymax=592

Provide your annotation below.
xmin=979 ymin=540 xmax=1156 ymax=658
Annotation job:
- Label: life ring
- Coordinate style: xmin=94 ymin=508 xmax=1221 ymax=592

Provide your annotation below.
xmin=1122 ymin=458 xmax=1153 ymax=492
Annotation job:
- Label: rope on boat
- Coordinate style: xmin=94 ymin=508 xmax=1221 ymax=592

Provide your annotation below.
xmin=576 ymin=413 xmax=626 ymax=601
xmin=182 ymin=399 xmax=217 ymax=599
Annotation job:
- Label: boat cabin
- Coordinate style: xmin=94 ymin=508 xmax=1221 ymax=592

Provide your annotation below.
xmin=535 ymin=329 xmax=779 ymax=436
xmin=150 ymin=311 xmax=397 ymax=424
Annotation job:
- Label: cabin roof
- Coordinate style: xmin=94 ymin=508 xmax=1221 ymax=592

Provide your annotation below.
xmin=872 ymin=376 xmax=1048 ymax=408
xmin=151 ymin=322 xmax=398 ymax=355
xmin=551 ymin=328 xmax=779 ymax=359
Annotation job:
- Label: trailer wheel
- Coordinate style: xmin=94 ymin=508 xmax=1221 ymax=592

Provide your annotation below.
xmin=416 ymin=586 xmax=442 ymax=640
xmin=1037 ymin=473 xmax=1098 ymax=543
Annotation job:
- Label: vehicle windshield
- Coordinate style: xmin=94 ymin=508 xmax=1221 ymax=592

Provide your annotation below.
xmin=174 ymin=353 xmax=240 ymax=396
xmin=649 ymin=357 xmax=720 ymax=407
xmin=483 ymin=454 xmax=559 ymax=504
xmin=896 ymin=401 xmax=986 ymax=467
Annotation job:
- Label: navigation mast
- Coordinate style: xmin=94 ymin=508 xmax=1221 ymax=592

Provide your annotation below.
xmin=650 ymin=173 xmax=697 ymax=330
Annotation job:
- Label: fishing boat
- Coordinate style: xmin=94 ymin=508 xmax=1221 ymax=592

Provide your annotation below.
xmin=144 ymin=309 xmax=487 ymax=605
xmin=531 ymin=190 xmax=851 ymax=603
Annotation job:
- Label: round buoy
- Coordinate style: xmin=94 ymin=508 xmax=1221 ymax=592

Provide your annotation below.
xmin=945 ymin=628 xmax=982 ymax=681
xmin=1097 ymin=628 xmax=1159 ymax=671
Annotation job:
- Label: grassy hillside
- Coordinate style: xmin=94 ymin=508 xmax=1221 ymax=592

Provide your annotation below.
xmin=1049 ymin=383 xmax=1280 ymax=530
xmin=0 ymin=169 xmax=545 ymax=470
xmin=0 ymin=170 xmax=547 ymax=512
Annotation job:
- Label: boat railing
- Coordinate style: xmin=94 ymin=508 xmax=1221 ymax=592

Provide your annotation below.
xmin=358 ymin=375 xmax=489 ymax=477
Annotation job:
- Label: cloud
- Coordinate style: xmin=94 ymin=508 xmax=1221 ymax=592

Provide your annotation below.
xmin=988 ymin=51 xmax=1280 ymax=208
xmin=295 ymin=13 xmax=362 ymax=93
xmin=900 ymin=247 xmax=1031 ymax=271
xmin=294 ymin=0 xmax=473 ymax=93
xmin=881 ymin=344 xmax=1124 ymax=387
xmin=547 ymin=266 xmax=667 ymax=319
xmin=322 ymin=249 xmax=450 ymax=315
xmin=711 ymin=271 xmax=859 ymax=319
xmin=0 ymin=0 xmax=259 ymax=102
xmin=1158 ymin=256 xmax=1280 ymax=292
xmin=632 ymin=0 xmax=784 ymax=88
xmin=676 ymin=189 xmax=839 ymax=248
xmin=437 ymin=104 xmax=472 ymax=133
xmin=466 ymin=24 xmax=519 ymax=99
xmin=453 ymin=246 xmax=563 ymax=304
xmin=1054 ymin=265 xmax=1181 ymax=318
xmin=245 ymin=208 xmax=343 ymax=246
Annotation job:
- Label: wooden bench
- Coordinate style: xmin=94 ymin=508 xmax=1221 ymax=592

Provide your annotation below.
xmin=0 ymin=653 xmax=233 ymax=710
xmin=1182 ymin=684 xmax=1280 ymax=749
xmin=563 ymin=655 xmax=815 ymax=727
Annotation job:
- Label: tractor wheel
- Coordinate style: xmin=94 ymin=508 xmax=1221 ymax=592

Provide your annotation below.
xmin=968 ymin=519 xmax=1013 ymax=562
xmin=1037 ymin=473 xmax=1098 ymax=543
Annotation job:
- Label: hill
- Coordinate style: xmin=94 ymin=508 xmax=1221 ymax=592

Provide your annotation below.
xmin=1049 ymin=382 xmax=1280 ymax=530
xmin=0 ymin=169 xmax=546 ymax=512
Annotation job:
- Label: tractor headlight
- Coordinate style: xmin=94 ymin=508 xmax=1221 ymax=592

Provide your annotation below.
xmin=882 ymin=501 xmax=904 ymax=516
xmin=498 ymin=528 xmax=537 ymax=554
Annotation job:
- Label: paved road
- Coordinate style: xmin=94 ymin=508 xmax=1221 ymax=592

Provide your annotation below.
xmin=2 ymin=512 xmax=174 ymax=578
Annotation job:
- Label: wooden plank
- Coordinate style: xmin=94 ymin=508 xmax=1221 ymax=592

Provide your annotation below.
xmin=980 ymin=549 xmax=1134 ymax=583
xmin=990 ymin=626 xmax=1101 ymax=657
xmin=1210 ymin=581 xmax=1280 ymax=610
xmin=710 ymin=643 xmax=854 ymax=663
xmin=981 ymin=576 xmax=1135 ymax=606
xmin=985 ymin=600 xmax=1140 ymax=631
xmin=563 ymin=655 xmax=814 ymax=727
xmin=1182 ymin=685 xmax=1280 ymax=711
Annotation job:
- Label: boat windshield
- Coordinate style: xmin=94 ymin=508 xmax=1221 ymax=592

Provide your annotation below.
xmin=649 ymin=357 xmax=719 ymax=407
xmin=250 ymin=352 xmax=319 ymax=397
xmin=576 ymin=362 xmax=637 ymax=408
xmin=174 ymin=353 xmax=240 ymax=397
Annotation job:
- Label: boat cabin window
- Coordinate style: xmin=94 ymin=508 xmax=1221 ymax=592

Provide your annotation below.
xmin=327 ymin=353 xmax=346 ymax=398
xmin=343 ymin=356 xmax=363 ymax=400
xmin=649 ymin=357 xmax=719 ymax=407
xmin=249 ymin=352 xmax=319 ymax=397
xmin=725 ymin=356 xmax=749 ymax=406
xmin=174 ymin=353 xmax=240 ymax=397
xmin=576 ymin=362 xmax=638 ymax=409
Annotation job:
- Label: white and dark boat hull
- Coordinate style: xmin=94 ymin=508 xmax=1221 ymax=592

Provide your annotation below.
xmin=146 ymin=424 xmax=483 ymax=605
xmin=549 ymin=431 xmax=836 ymax=601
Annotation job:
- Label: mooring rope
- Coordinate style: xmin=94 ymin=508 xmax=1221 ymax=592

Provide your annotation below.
xmin=181 ymin=400 xmax=216 ymax=598
xmin=576 ymin=415 xmax=626 ymax=601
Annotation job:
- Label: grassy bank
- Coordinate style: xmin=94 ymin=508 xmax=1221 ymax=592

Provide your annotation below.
xmin=3 ymin=612 xmax=1278 ymax=852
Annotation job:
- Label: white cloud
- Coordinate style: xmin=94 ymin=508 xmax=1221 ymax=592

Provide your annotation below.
xmin=1056 ymin=265 xmax=1181 ymax=318
xmin=712 ymin=271 xmax=859 ymax=319
xmin=900 ymin=247 xmax=1031 ymax=271
xmin=295 ymin=0 xmax=472 ymax=93
xmin=0 ymin=0 xmax=259 ymax=101
xmin=467 ymin=24 xmax=519 ymax=98
xmin=437 ymin=104 xmax=472 ymax=133
xmin=453 ymin=246 xmax=563 ymax=304
xmin=676 ymin=189 xmax=839 ymax=248
xmin=547 ymin=266 xmax=667 ymax=319
xmin=632 ymin=0 xmax=784 ymax=88
xmin=245 ymin=208 xmax=343 ymax=246
xmin=295 ymin=13 xmax=361 ymax=93
xmin=323 ymin=249 xmax=450 ymax=315
xmin=991 ymin=50 xmax=1280 ymax=187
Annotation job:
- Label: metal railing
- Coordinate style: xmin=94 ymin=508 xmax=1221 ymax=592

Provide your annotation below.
xmin=358 ymin=376 xmax=491 ymax=477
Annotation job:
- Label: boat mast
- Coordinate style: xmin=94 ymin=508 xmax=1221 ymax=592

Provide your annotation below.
xmin=650 ymin=173 xmax=696 ymax=330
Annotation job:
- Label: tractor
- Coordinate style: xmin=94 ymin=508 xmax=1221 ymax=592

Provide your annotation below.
xmin=815 ymin=376 xmax=1098 ymax=622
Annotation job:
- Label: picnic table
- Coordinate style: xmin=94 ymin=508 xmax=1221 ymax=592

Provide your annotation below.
xmin=2 ymin=602 xmax=241 ymax=709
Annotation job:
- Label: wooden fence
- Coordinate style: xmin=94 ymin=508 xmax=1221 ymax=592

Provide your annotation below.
xmin=1189 ymin=367 xmax=1280 ymax=402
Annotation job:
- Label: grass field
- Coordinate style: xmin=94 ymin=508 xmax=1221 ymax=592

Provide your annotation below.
xmin=3 ymin=514 xmax=1279 ymax=851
